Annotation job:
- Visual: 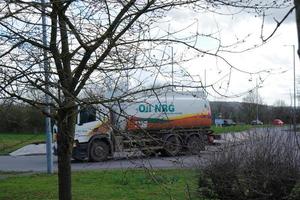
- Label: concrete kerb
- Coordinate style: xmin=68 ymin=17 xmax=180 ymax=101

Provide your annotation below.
xmin=9 ymin=143 xmax=51 ymax=156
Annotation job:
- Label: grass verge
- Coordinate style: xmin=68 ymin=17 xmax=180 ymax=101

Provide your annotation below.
xmin=0 ymin=133 xmax=45 ymax=155
xmin=211 ymin=125 xmax=252 ymax=134
xmin=0 ymin=169 xmax=198 ymax=200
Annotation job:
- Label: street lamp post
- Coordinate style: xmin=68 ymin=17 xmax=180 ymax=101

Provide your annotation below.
xmin=285 ymin=44 xmax=297 ymax=132
xmin=41 ymin=0 xmax=53 ymax=174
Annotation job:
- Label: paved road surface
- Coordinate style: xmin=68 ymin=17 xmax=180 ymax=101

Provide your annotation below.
xmin=0 ymin=153 xmax=211 ymax=172
xmin=1 ymin=127 xmax=297 ymax=173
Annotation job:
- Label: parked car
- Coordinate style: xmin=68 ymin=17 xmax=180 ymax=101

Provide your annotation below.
xmin=215 ymin=118 xmax=236 ymax=126
xmin=251 ymin=120 xmax=263 ymax=125
xmin=223 ymin=119 xmax=236 ymax=126
xmin=272 ymin=119 xmax=284 ymax=126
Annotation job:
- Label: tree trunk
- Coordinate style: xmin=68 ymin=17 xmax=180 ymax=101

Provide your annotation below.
xmin=295 ymin=0 xmax=300 ymax=58
xmin=57 ymin=100 xmax=77 ymax=200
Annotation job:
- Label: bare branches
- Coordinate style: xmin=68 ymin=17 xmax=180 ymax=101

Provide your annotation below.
xmin=294 ymin=0 xmax=300 ymax=58
xmin=261 ymin=6 xmax=295 ymax=43
xmin=0 ymin=1 xmax=295 ymax=200
xmin=0 ymin=0 xmax=291 ymax=109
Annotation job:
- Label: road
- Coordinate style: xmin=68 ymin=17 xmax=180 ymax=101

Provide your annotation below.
xmin=1 ymin=127 xmax=298 ymax=173
xmin=0 ymin=153 xmax=212 ymax=172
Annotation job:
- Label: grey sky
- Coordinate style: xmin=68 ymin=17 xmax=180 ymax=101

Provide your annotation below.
xmin=156 ymin=2 xmax=297 ymax=105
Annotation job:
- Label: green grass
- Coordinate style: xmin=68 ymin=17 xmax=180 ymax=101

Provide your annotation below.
xmin=0 ymin=169 xmax=199 ymax=200
xmin=0 ymin=132 xmax=45 ymax=155
xmin=211 ymin=125 xmax=252 ymax=134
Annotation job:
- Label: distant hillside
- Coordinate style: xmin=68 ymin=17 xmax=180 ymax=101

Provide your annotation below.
xmin=209 ymin=101 xmax=295 ymax=124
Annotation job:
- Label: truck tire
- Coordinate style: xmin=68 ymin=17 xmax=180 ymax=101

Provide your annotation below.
xmin=161 ymin=135 xmax=182 ymax=156
xmin=187 ymin=135 xmax=205 ymax=154
xmin=89 ymin=140 xmax=109 ymax=162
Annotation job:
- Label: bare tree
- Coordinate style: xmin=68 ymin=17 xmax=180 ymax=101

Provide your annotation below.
xmin=241 ymin=90 xmax=264 ymax=123
xmin=0 ymin=1 xmax=293 ymax=200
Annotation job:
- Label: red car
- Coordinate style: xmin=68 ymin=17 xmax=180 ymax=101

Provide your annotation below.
xmin=272 ymin=119 xmax=284 ymax=126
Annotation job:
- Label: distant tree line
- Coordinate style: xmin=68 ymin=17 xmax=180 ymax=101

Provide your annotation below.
xmin=211 ymin=101 xmax=297 ymax=125
xmin=0 ymin=100 xmax=297 ymax=133
xmin=0 ymin=102 xmax=45 ymax=133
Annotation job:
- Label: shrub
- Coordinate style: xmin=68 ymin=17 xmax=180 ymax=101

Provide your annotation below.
xmin=198 ymin=129 xmax=300 ymax=200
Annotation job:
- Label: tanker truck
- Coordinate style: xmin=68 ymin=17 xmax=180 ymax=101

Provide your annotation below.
xmin=53 ymin=91 xmax=213 ymax=161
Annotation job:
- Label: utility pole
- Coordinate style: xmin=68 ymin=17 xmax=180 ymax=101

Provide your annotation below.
xmin=256 ymin=78 xmax=259 ymax=122
xmin=293 ymin=45 xmax=297 ymax=132
xmin=41 ymin=0 xmax=53 ymax=174
xmin=284 ymin=44 xmax=297 ymax=132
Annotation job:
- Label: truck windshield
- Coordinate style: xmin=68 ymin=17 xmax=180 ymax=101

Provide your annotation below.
xmin=79 ymin=106 xmax=96 ymax=124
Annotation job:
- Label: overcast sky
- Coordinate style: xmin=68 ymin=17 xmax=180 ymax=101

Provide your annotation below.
xmin=157 ymin=3 xmax=297 ymax=106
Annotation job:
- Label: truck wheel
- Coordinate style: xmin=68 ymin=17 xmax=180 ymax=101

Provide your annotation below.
xmin=161 ymin=135 xmax=182 ymax=156
xmin=89 ymin=140 xmax=109 ymax=162
xmin=187 ymin=135 xmax=205 ymax=154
